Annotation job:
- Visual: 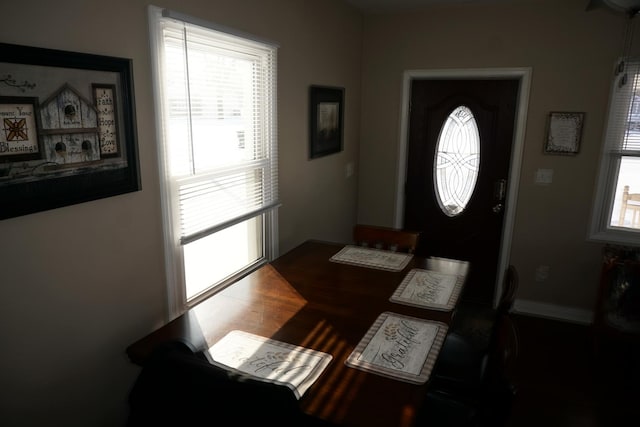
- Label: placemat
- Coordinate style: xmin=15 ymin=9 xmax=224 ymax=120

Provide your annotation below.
xmin=345 ymin=312 xmax=448 ymax=384
xmin=206 ymin=330 xmax=333 ymax=399
xmin=330 ymin=245 xmax=413 ymax=271
xmin=426 ymin=256 xmax=470 ymax=277
xmin=389 ymin=268 xmax=465 ymax=311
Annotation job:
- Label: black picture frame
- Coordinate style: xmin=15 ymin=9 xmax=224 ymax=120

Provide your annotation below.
xmin=309 ymin=85 xmax=344 ymax=159
xmin=0 ymin=42 xmax=140 ymax=220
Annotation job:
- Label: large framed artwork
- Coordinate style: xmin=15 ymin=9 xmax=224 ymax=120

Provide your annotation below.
xmin=309 ymin=85 xmax=344 ymax=159
xmin=0 ymin=42 xmax=140 ymax=220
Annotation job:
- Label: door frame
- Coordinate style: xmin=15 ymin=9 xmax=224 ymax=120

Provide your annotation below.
xmin=394 ymin=67 xmax=532 ymax=307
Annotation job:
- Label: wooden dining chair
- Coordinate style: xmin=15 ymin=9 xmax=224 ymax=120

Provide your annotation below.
xmin=618 ymin=185 xmax=640 ymax=227
xmin=353 ymin=224 xmax=421 ymax=253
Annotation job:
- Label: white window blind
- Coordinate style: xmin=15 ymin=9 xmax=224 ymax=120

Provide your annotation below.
xmin=149 ymin=5 xmax=280 ymax=309
xmin=158 ymin=16 xmax=279 ymax=246
xmin=604 ymin=59 xmax=640 ymax=156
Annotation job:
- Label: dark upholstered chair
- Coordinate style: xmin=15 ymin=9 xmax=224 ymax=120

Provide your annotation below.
xmin=416 ymin=388 xmax=479 ymax=427
xmin=126 ymin=340 xmax=307 ymax=426
xmin=417 ymin=266 xmax=519 ymax=427
xmin=428 ymin=265 xmax=519 ymax=407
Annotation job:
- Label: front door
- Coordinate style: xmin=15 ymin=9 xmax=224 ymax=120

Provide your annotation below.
xmin=404 ymin=79 xmax=519 ymax=305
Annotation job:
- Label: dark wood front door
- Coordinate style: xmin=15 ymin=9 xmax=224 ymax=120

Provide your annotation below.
xmin=404 ymin=79 xmax=519 ymax=305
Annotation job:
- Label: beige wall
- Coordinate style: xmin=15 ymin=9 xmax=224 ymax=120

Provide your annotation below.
xmin=357 ymin=0 xmax=624 ymax=316
xmin=0 ymin=1 xmax=361 ymax=425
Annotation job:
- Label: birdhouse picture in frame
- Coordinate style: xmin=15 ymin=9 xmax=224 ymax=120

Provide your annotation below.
xmin=0 ymin=42 xmax=140 ymax=220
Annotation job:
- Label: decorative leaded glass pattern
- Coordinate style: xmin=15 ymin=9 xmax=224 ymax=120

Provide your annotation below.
xmin=434 ymin=105 xmax=480 ymax=217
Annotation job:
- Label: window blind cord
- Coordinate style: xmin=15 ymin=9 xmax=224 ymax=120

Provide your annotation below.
xmin=181 ymin=26 xmax=197 ymax=176
xmin=618 ymin=12 xmax=638 ymax=88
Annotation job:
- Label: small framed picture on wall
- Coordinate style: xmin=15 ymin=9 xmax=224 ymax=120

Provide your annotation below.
xmin=309 ymin=85 xmax=344 ymax=159
xmin=544 ymin=111 xmax=585 ymax=155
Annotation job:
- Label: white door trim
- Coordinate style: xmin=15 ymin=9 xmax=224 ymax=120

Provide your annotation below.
xmin=394 ymin=68 xmax=532 ymax=307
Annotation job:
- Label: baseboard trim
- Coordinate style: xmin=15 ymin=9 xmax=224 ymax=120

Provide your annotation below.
xmin=512 ymin=299 xmax=594 ymax=325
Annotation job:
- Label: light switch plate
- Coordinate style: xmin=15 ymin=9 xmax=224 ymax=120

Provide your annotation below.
xmin=535 ymin=168 xmax=553 ymax=184
xmin=345 ymin=162 xmax=354 ymax=178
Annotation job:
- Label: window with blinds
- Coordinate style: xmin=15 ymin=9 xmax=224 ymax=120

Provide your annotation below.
xmin=590 ymin=58 xmax=640 ymax=245
xmin=149 ymin=6 xmax=279 ymax=311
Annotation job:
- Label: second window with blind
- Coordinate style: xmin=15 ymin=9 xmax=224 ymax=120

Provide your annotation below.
xmin=148 ymin=6 xmax=279 ymax=314
xmin=590 ymin=58 xmax=640 ymax=246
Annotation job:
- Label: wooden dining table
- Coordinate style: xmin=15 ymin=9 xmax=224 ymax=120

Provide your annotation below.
xmin=126 ymin=239 xmax=469 ymax=427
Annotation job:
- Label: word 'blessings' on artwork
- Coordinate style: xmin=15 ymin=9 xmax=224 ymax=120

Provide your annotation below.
xmin=0 ymin=103 xmax=39 ymax=156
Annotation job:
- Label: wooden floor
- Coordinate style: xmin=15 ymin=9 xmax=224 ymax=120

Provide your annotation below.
xmin=504 ymin=314 xmax=639 ymax=427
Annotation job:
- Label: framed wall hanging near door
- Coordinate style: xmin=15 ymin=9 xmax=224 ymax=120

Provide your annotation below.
xmin=0 ymin=42 xmax=140 ymax=220
xmin=544 ymin=111 xmax=584 ymax=155
xmin=309 ymin=85 xmax=344 ymax=159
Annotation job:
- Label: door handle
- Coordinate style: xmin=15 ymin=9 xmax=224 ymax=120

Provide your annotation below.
xmin=493 ymin=179 xmax=506 ymax=213
xmin=494 ymin=179 xmax=507 ymax=202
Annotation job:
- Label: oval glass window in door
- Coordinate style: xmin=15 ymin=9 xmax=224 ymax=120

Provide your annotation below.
xmin=434 ymin=105 xmax=480 ymax=217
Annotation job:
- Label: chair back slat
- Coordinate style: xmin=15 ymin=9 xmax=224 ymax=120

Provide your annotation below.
xmin=353 ymin=224 xmax=420 ymax=253
xmin=619 ymin=185 xmax=640 ymax=227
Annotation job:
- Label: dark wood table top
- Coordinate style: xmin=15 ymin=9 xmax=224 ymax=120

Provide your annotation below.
xmin=126 ymin=240 xmax=468 ymax=427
